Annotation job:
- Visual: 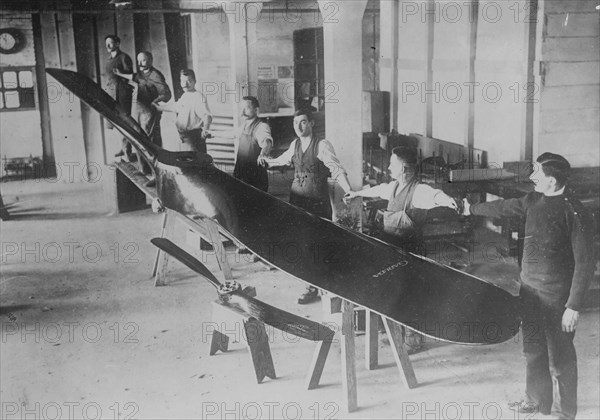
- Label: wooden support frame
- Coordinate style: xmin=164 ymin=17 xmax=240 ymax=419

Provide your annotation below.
xmin=107 ymin=162 xmax=233 ymax=284
xmin=209 ymin=300 xmax=276 ymax=384
xmin=153 ymin=210 xmax=233 ymax=286
xmin=311 ymin=295 xmax=418 ymax=413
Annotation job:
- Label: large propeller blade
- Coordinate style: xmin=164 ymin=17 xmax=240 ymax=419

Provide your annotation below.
xmin=151 ymin=237 xmax=221 ymax=289
xmin=151 ymin=238 xmax=334 ymax=342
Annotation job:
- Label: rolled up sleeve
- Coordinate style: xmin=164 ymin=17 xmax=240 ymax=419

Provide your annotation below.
xmin=317 ymin=140 xmax=347 ymax=181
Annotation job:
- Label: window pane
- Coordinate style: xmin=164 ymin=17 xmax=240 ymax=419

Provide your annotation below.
xmin=19 ymin=88 xmax=35 ymax=108
xmin=4 ymin=90 xmax=20 ymax=108
xmin=0 ymin=75 xmax=2 ymax=88
xmin=19 ymin=71 xmax=34 ymax=88
xmin=0 ymin=93 xmax=4 ymax=109
xmin=2 ymin=72 xmax=18 ymax=89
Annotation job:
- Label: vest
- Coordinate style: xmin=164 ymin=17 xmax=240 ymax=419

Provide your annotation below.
xmin=290 ymin=137 xmax=331 ymax=200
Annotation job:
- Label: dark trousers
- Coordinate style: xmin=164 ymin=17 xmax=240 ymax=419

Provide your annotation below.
xmin=137 ymin=110 xmax=162 ymax=175
xmin=520 ymin=285 xmax=577 ymax=419
xmin=179 ymin=129 xmax=206 ymax=154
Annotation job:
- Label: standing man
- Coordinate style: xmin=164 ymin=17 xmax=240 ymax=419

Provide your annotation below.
xmin=154 ymin=69 xmax=212 ymax=153
xmin=463 ymin=153 xmax=595 ymax=419
xmin=115 ymin=51 xmax=171 ymax=186
xmin=103 ymin=35 xmax=134 ymax=159
xmin=233 ymin=96 xmax=273 ymax=192
xmin=260 ymin=108 xmax=354 ymax=304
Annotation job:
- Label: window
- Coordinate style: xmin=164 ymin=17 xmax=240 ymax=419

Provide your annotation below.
xmin=0 ymin=67 xmax=36 ymax=111
xmin=293 ymin=27 xmax=325 ymax=112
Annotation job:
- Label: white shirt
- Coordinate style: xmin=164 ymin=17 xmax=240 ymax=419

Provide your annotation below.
xmin=361 ymin=181 xmax=455 ymax=210
xmin=175 ymin=91 xmax=211 ymax=132
xmin=238 ymin=118 xmax=273 ymax=149
xmin=269 ymin=137 xmax=348 ymax=181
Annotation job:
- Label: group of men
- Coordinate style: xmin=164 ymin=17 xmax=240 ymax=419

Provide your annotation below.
xmin=103 ymin=33 xmax=349 ymax=303
xmin=104 ymin=34 xmax=211 ymax=186
xmin=233 ymin=97 xmax=354 ymax=303
xmin=102 ymin=34 xmax=595 ymax=420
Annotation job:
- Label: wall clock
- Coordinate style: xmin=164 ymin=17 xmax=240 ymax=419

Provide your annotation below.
xmin=0 ymin=28 xmax=26 ymax=54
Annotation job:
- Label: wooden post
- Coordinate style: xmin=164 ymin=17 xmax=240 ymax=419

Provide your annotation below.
xmin=340 ymin=300 xmax=357 ymax=412
xmin=151 ymin=211 xmax=169 ymax=279
xmin=154 ymin=210 xmax=176 ymax=287
xmin=382 ymin=318 xmax=418 ymax=389
xmin=305 ymin=332 xmax=334 ymax=390
xmin=365 ymin=309 xmax=379 ymax=370
xmin=202 ymin=217 xmax=233 ymax=281
xmin=40 ymin=9 xmax=87 ymax=182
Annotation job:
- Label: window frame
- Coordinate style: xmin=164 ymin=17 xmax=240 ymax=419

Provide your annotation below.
xmin=0 ymin=66 xmax=38 ymax=112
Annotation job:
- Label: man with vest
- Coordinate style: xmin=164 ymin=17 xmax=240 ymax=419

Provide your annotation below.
xmin=260 ymin=108 xmax=353 ymax=304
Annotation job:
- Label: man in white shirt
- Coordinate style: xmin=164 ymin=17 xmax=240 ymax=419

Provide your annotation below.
xmin=344 ymin=146 xmax=458 ymax=252
xmin=154 ymin=69 xmax=212 ymax=153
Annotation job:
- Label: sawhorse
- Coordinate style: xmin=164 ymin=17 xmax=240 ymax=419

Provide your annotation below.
xmin=307 ymin=295 xmax=417 ymax=412
xmin=208 ymin=287 xmax=277 ymax=384
xmin=152 ymin=209 xmax=233 ymax=286
xmin=208 ymin=289 xmax=336 ymax=386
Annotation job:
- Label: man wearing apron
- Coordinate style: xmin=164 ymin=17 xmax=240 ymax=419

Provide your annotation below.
xmin=234 ymin=96 xmax=273 ymax=192
xmin=115 ymin=51 xmax=171 ymax=186
xmin=261 ymin=109 xmax=353 ymax=303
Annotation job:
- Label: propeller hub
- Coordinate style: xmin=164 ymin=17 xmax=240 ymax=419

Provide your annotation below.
xmin=217 ymin=281 xmax=242 ymax=303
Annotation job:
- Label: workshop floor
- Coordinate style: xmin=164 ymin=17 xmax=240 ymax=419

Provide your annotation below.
xmin=1 ymin=179 xmax=599 ymax=420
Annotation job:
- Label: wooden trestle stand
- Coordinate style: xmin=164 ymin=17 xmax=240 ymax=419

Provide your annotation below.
xmin=310 ymin=294 xmax=418 ymax=413
xmin=208 ymin=287 xmax=278 ymax=384
xmin=152 ymin=209 xmax=233 ymax=286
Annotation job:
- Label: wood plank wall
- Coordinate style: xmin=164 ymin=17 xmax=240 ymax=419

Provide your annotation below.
xmin=536 ymin=0 xmax=599 ymax=167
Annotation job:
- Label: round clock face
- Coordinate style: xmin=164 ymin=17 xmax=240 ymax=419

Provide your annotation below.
xmin=0 ymin=29 xmax=24 ymax=54
xmin=0 ymin=33 xmax=17 ymax=50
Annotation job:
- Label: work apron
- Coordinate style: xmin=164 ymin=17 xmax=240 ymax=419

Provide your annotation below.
xmin=378 ymin=178 xmax=427 ymax=254
xmin=234 ymin=119 xmax=268 ymax=191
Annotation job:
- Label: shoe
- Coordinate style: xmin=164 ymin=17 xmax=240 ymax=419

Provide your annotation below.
xmin=115 ymin=150 xmax=125 ymax=157
xmin=508 ymin=400 xmax=550 ymax=415
xmin=145 ymin=179 xmax=156 ymax=188
xmin=298 ymin=286 xmax=319 ymax=304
